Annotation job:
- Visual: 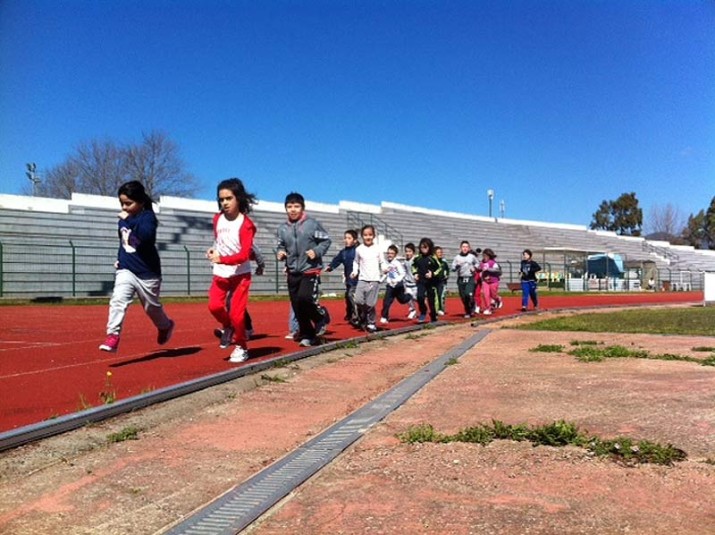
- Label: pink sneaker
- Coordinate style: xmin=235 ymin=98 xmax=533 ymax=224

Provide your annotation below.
xmin=99 ymin=334 xmax=120 ymax=352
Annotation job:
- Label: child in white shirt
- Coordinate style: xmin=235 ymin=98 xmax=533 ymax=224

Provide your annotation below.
xmin=351 ymin=225 xmax=387 ymax=332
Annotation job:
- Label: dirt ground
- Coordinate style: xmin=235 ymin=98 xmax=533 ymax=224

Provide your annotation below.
xmin=1 ymin=307 xmax=714 ymax=534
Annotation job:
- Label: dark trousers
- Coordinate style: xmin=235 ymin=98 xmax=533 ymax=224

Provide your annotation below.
xmin=287 ymin=272 xmax=323 ymax=339
xmin=457 ymin=276 xmax=476 ymax=315
xmin=344 ymin=284 xmax=358 ymax=323
xmin=380 ymin=283 xmax=412 ymax=320
xmin=416 ymin=281 xmax=438 ymax=321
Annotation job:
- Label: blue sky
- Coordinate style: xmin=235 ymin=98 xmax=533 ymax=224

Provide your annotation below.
xmin=0 ymin=0 xmax=713 ymax=226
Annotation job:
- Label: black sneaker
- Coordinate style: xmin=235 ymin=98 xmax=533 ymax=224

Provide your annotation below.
xmin=214 ymin=326 xmax=235 ymax=349
xmin=315 ymin=307 xmax=331 ymax=336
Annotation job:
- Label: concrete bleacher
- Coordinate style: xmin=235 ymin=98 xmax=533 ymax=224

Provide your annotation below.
xmin=0 ymin=192 xmax=712 ymax=298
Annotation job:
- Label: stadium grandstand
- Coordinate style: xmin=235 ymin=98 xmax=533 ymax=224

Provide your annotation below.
xmin=0 ymin=192 xmax=713 ymax=298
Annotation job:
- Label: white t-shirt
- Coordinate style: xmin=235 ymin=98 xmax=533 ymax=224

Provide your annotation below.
xmin=351 ymin=243 xmax=386 ymax=282
xmin=213 ymin=213 xmax=252 ymax=278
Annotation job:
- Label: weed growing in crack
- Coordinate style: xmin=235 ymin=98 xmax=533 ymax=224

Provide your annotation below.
xmin=398 ymin=419 xmax=687 ymax=466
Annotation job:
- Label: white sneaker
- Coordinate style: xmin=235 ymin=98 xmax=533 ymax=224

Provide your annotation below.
xmin=474 ymin=307 xmax=480 ymax=315
xmin=285 ymin=332 xmax=297 ymax=340
xmin=482 ymin=309 xmax=492 ymax=315
xmin=229 ymin=346 xmax=248 ymax=363
xmin=407 ymin=310 xmax=417 ymax=320
xmin=380 ymin=317 xmax=389 ymax=324
xmin=437 ymin=310 xmax=445 ymax=316
xmin=299 ymin=338 xmax=316 ymax=347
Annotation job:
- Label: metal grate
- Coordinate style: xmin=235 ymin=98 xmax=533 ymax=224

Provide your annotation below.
xmin=163 ymin=329 xmax=490 ymax=534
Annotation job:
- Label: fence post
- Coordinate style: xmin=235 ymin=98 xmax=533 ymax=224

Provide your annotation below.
xmin=69 ymin=240 xmax=76 ymax=297
xmin=0 ymin=241 xmax=3 ymax=297
xmin=274 ymin=248 xmax=280 ymax=293
xmin=183 ymin=246 xmax=191 ymax=295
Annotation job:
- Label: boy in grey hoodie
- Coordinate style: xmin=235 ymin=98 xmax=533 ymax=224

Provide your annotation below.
xmin=276 ymin=192 xmax=332 ymax=346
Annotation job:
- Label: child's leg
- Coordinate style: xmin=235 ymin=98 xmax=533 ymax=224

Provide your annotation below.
xmin=106 ymin=269 xmax=137 ymax=335
xmin=208 ymin=276 xmax=231 ymax=327
xmin=529 ymin=281 xmax=539 ymax=307
xmin=416 ymin=283 xmax=428 ymax=316
xmin=364 ymin=281 xmax=380 ymax=325
xmin=427 ymin=283 xmax=438 ymax=321
xmin=227 ymin=274 xmax=251 ymax=348
xmin=134 ymin=275 xmax=172 ymax=330
xmin=520 ymin=281 xmax=530 ymax=309
xmin=381 ymin=285 xmax=396 ymax=320
xmin=347 ymin=284 xmax=359 ymax=324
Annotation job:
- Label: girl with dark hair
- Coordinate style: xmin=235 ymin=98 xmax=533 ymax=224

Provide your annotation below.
xmin=411 ymin=237 xmax=442 ymax=323
xmin=206 ymin=178 xmax=257 ymax=363
xmin=479 ymin=248 xmax=503 ymax=315
xmin=99 ymin=181 xmax=174 ymax=352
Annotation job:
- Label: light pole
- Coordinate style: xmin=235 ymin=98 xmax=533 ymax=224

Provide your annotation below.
xmin=499 ymin=199 xmax=505 ymax=219
xmin=26 ymin=163 xmax=40 ymax=196
xmin=487 ymin=189 xmax=494 ymax=218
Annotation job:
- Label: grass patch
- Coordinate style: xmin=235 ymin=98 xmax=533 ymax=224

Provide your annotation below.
xmin=398 ymin=420 xmax=686 ymax=466
xmin=517 ymin=307 xmax=715 ymax=336
xmin=570 ymin=340 xmax=600 ymax=346
xmin=260 ymin=374 xmax=287 ymax=383
xmin=530 ymin=341 xmax=715 ymax=367
xmin=445 ymin=357 xmax=459 ymax=366
xmin=692 ymin=346 xmax=715 ymax=352
xmin=107 ymin=426 xmax=140 ymax=443
xmin=530 ymin=344 xmax=564 ymax=353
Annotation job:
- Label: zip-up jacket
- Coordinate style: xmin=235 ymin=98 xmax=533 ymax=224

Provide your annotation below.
xmin=276 ymin=213 xmax=331 ymax=275
xmin=116 ymin=209 xmax=161 ymax=279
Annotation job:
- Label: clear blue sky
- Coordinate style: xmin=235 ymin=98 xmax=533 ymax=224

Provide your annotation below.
xmin=1 ymin=0 xmax=713 ymax=226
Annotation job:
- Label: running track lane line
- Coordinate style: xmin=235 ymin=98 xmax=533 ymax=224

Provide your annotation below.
xmin=0 ymin=322 xmax=440 ymax=452
xmin=161 ymin=328 xmax=492 ymax=535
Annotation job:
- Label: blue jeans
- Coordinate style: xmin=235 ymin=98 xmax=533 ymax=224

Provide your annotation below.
xmin=521 ymin=280 xmax=538 ymax=308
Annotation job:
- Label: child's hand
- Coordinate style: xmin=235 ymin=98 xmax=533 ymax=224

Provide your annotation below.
xmin=255 ymin=266 xmax=264 ymax=276
xmin=276 ymin=250 xmax=287 ymax=261
xmin=206 ymin=249 xmax=221 ymax=264
xmin=118 ymin=210 xmax=129 ymax=220
xmin=114 ymin=260 xmax=119 ymax=269
xmin=306 ymin=249 xmax=316 ymax=260
xmin=425 ymin=271 xmax=432 ymax=279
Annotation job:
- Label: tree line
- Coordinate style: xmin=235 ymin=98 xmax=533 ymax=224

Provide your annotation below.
xmin=589 ymin=192 xmax=715 ymax=250
xmin=24 ymin=132 xmax=714 ymax=250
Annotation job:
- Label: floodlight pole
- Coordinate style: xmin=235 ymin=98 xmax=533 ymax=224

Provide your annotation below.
xmin=26 ymin=163 xmax=40 ymax=196
xmin=487 ymin=189 xmax=494 ymax=218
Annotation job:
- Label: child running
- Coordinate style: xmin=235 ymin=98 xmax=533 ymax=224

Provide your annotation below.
xmin=479 ymin=248 xmax=502 ymax=315
xmin=351 ymin=225 xmax=387 ymax=332
xmin=520 ymin=249 xmax=542 ymax=311
xmin=412 ymin=237 xmax=442 ymax=323
xmin=451 ymin=240 xmax=479 ymax=317
xmin=276 ymin=192 xmax=332 ymax=347
xmin=100 ymin=180 xmax=174 ymax=352
xmin=402 ymin=243 xmax=418 ymax=319
xmin=206 ymin=178 xmax=257 ymax=363
xmin=324 ymin=229 xmax=360 ymax=327
xmin=434 ymin=246 xmax=450 ymax=316
xmin=380 ymin=244 xmax=414 ymax=323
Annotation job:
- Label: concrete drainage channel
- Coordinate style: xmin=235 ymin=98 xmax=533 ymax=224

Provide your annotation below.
xmin=162 ymin=329 xmax=490 ymax=535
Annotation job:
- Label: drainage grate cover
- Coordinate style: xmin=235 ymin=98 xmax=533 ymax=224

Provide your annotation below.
xmin=164 ymin=329 xmax=490 ymax=534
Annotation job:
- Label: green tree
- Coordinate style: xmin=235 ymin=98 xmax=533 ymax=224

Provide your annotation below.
xmin=590 ymin=192 xmax=642 ymax=236
xmin=682 ymin=196 xmax=715 ymax=249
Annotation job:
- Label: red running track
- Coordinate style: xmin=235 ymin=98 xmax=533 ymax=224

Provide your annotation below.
xmin=0 ymin=291 xmax=702 ymax=432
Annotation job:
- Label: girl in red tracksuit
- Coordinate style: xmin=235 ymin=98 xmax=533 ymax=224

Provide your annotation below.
xmin=206 ymin=178 xmax=257 ymax=363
